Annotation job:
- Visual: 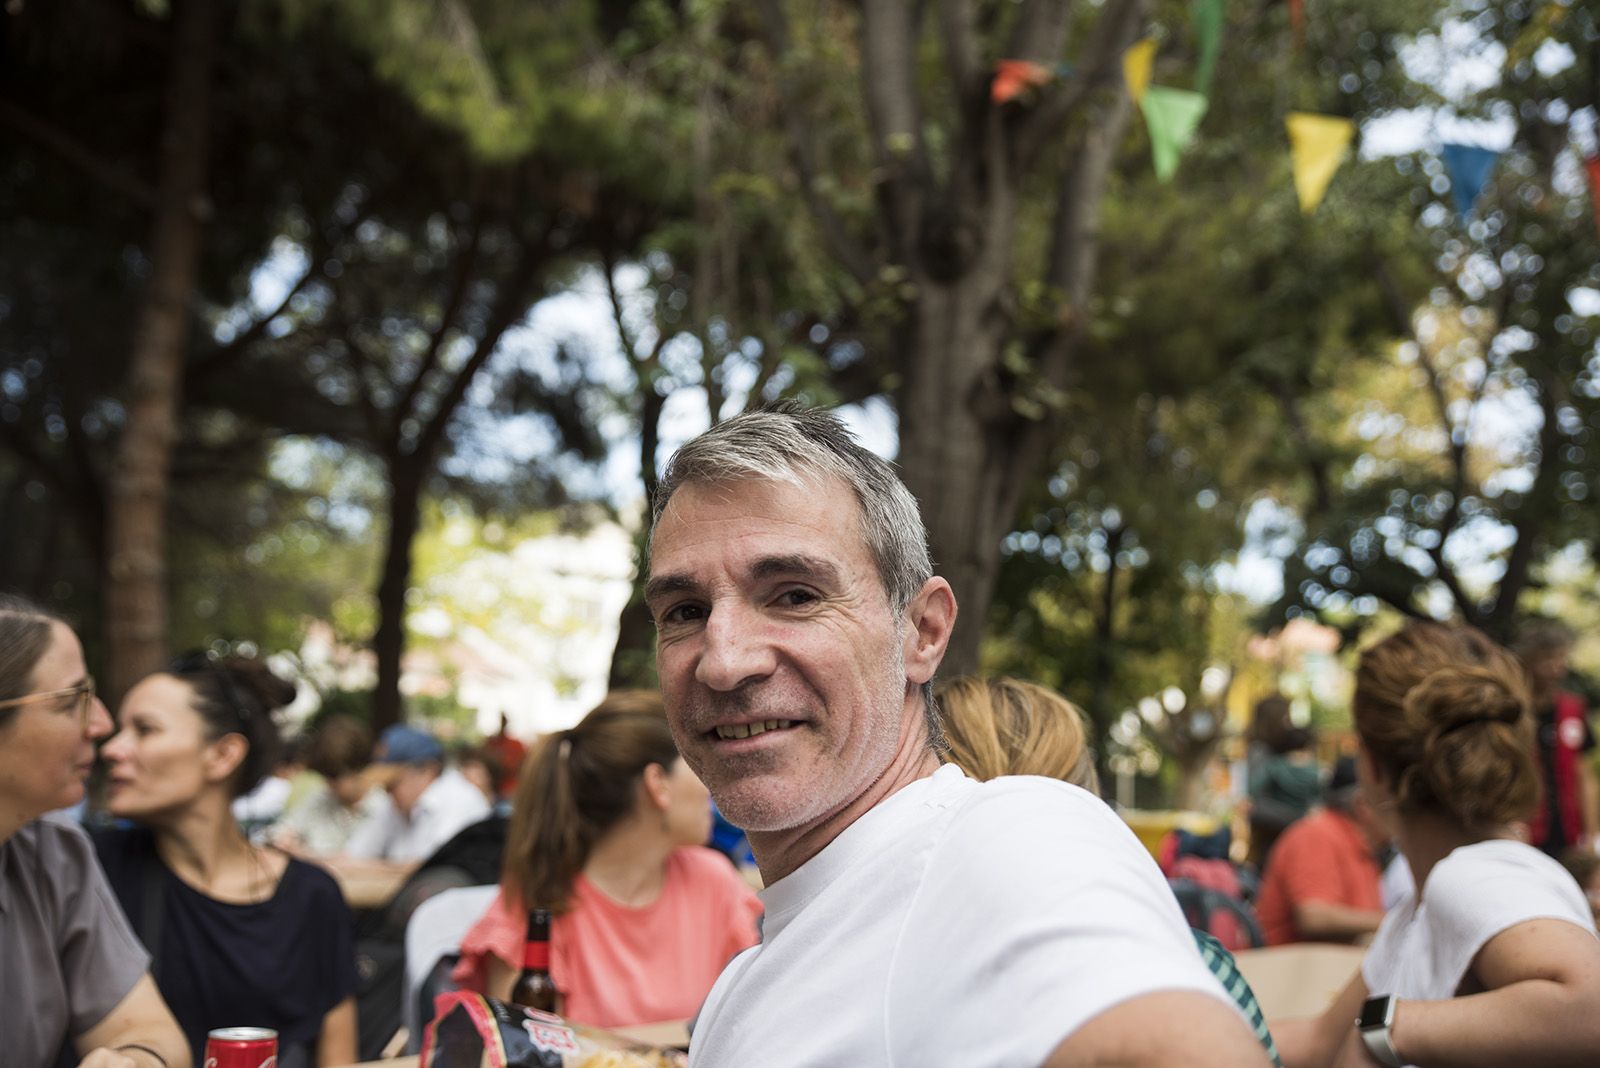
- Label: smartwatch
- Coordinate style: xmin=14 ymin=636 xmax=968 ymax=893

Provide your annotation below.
xmin=1356 ymin=994 xmax=1404 ymax=1067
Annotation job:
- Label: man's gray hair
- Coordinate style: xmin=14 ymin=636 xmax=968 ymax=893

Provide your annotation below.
xmin=650 ymin=404 xmax=943 ymax=743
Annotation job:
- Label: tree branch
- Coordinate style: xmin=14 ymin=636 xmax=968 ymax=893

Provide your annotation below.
xmin=1039 ymin=48 xmax=1139 ymax=366
xmin=937 ymin=0 xmax=981 ymax=103
xmin=412 ymin=227 xmax=552 ymax=466
xmin=1004 ymin=0 xmax=1075 ymax=65
xmin=1017 ymin=0 xmax=1146 ymax=172
xmin=0 ymin=98 xmax=161 ymax=212
xmin=755 ymin=0 xmax=879 ymax=285
xmin=187 ymin=257 xmax=325 ymax=388
xmin=861 ymin=0 xmax=931 ymax=265
xmin=394 ymin=207 xmax=484 ymax=422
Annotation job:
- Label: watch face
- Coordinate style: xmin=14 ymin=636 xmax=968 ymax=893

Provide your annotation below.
xmin=1358 ymin=996 xmax=1392 ymax=1029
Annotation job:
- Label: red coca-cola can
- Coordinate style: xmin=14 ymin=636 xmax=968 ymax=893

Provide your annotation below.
xmin=203 ymin=1027 xmax=278 ymax=1068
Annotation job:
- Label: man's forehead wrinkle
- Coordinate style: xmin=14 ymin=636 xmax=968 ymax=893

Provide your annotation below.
xmin=750 ymin=553 xmax=842 ymax=585
xmin=643 ymin=572 xmax=701 ymax=604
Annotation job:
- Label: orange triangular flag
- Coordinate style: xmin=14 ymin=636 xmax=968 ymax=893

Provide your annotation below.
xmin=992 ymin=60 xmax=1053 ymax=104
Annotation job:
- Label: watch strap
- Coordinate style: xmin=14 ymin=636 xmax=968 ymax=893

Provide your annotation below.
xmin=1359 ymin=1023 xmax=1404 ymax=1067
xmin=1358 ymin=996 xmax=1404 ymax=1068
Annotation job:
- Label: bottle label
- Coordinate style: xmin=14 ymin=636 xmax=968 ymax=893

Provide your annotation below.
xmin=522 ymin=942 xmax=551 ymax=969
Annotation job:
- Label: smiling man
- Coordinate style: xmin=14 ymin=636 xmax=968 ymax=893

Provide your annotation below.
xmin=646 ymin=406 xmax=1267 ymax=1068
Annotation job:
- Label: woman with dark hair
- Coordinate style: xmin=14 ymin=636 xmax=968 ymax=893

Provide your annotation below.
xmin=0 ymin=593 xmax=187 ymax=1068
xmin=94 ymin=652 xmax=359 ymax=1068
xmin=1276 ymin=620 xmax=1600 ymax=1067
xmin=452 ymin=690 xmax=762 ymax=1028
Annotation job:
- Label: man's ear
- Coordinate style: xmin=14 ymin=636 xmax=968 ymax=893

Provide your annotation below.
xmin=903 ymin=577 xmax=957 ymax=686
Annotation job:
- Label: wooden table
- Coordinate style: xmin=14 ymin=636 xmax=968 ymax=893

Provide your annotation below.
xmin=335 ymin=1020 xmax=689 ymax=1067
xmin=325 ymin=862 xmax=409 ymax=910
xmin=1233 ymin=943 xmax=1364 ymax=1019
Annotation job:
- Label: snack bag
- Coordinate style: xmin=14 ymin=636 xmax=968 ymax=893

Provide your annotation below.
xmin=420 ymin=992 xmax=686 ymax=1068
xmin=421 ymin=992 xmax=580 ymax=1068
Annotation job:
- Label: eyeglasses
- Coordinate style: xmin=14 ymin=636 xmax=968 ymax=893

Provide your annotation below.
xmin=0 ymin=678 xmax=98 ymax=731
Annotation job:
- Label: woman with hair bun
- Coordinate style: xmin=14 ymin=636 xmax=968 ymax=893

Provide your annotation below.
xmin=1276 ymin=620 xmax=1600 ymax=1068
xmin=453 ymin=690 xmax=762 ymax=1028
xmin=95 ymin=652 xmax=359 ymax=1068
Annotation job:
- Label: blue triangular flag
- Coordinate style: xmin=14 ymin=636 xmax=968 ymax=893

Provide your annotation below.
xmin=1440 ymin=143 xmax=1501 ymax=220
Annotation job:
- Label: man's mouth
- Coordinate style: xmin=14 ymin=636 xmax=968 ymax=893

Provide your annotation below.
xmin=712 ymin=719 xmax=798 ymax=741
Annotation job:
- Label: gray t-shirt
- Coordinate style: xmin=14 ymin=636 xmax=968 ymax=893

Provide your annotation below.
xmin=0 ymin=817 xmax=150 ymax=1067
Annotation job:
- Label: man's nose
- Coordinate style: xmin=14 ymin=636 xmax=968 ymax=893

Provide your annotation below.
xmin=695 ymin=605 xmax=777 ymax=691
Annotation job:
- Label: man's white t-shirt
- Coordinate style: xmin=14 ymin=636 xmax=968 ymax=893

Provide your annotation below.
xmin=1363 ymin=839 xmax=1595 ymax=1003
xmin=688 ymin=764 xmax=1235 ymax=1068
xmin=345 ymin=768 xmax=490 ymax=863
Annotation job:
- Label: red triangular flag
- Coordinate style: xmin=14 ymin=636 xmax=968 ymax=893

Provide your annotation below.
xmin=991 ymin=60 xmax=1053 ymax=105
xmin=1288 ymin=0 xmax=1304 ymax=44
xmin=1587 ymin=155 xmax=1600 ymax=234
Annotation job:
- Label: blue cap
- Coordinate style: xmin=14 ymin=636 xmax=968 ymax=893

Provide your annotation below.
xmin=375 ymin=724 xmax=444 ymax=765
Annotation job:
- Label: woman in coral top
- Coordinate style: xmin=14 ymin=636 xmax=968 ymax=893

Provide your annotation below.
xmin=454 ymin=691 xmax=762 ymax=1028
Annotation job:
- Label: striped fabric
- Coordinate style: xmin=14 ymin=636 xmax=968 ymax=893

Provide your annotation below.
xmin=1192 ymin=930 xmax=1284 ymax=1067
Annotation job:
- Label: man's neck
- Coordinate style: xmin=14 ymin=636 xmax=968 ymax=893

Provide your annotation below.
xmin=747 ymin=738 xmax=941 ymax=885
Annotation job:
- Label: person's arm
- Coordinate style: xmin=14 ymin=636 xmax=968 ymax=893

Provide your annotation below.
xmin=73 ymin=974 xmax=189 ymax=1068
xmin=1578 ymin=757 xmax=1599 ymax=845
xmin=485 ymin=954 xmax=517 ymax=1001
xmin=1043 ymin=990 xmax=1271 ymax=1067
xmin=1271 ymin=970 xmax=1369 ymax=1068
xmin=1293 ymin=899 xmax=1386 ymax=943
xmin=1337 ymin=918 xmax=1600 ymax=1067
xmin=314 ymin=996 xmax=358 ymax=1067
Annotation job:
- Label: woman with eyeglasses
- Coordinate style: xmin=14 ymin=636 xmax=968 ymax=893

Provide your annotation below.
xmin=93 ymin=651 xmax=359 ymax=1068
xmin=0 ymin=593 xmax=188 ymax=1068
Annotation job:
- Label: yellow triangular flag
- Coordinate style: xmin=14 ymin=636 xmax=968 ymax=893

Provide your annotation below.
xmin=1123 ymin=38 xmax=1156 ymax=104
xmin=1285 ymin=112 xmax=1354 ymax=213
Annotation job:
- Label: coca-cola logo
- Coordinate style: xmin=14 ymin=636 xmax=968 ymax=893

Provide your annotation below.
xmin=202 ymin=1059 xmax=275 ymax=1068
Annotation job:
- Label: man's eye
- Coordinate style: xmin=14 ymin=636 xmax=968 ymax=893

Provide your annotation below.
xmin=776 ymin=588 xmax=818 ymax=607
xmin=660 ymin=603 xmax=707 ymax=625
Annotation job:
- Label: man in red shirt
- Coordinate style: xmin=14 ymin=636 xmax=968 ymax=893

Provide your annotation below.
xmin=482 ymin=714 xmax=528 ymax=799
xmin=1255 ymin=756 xmax=1388 ymax=945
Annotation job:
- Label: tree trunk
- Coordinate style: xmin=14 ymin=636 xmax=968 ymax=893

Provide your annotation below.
xmin=373 ymin=460 xmax=424 ymax=732
xmin=105 ymin=0 xmax=217 ymax=700
xmin=608 ymin=385 xmax=666 ymax=689
xmin=895 ymin=263 xmax=1028 ymax=678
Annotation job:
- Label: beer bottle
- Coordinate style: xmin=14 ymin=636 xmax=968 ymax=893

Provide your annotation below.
xmin=510 ymin=907 xmax=560 ymax=1013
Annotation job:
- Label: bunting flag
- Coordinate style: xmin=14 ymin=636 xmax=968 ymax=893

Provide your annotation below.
xmin=1142 ymin=87 xmax=1208 ymax=181
xmin=991 ymin=59 xmax=1053 ymax=104
xmin=1285 ymin=112 xmax=1354 ymax=213
xmin=1287 ymin=0 xmax=1304 ymax=44
xmin=1192 ymin=0 xmax=1225 ymax=93
xmin=1123 ymin=38 xmax=1157 ymax=104
xmin=1440 ymin=143 xmax=1501 ymax=220
xmin=1585 ymin=155 xmax=1600 ymax=234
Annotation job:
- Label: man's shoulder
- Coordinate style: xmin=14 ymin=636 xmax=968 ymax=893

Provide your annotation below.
xmin=920 ymin=773 xmax=1155 ymax=889
xmin=943 ymin=773 xmax=1123 ymax=836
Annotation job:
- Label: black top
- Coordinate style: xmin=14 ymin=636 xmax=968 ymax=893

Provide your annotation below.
xmin=93 ymin=827 xmax=359 ymax=1068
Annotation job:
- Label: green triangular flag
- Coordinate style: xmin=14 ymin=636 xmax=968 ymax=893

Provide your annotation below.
xmin=1192 ymin=0 xmax=1224 ymax=92
xmin=1142 ymin=86 xmax=1208 ymax=181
